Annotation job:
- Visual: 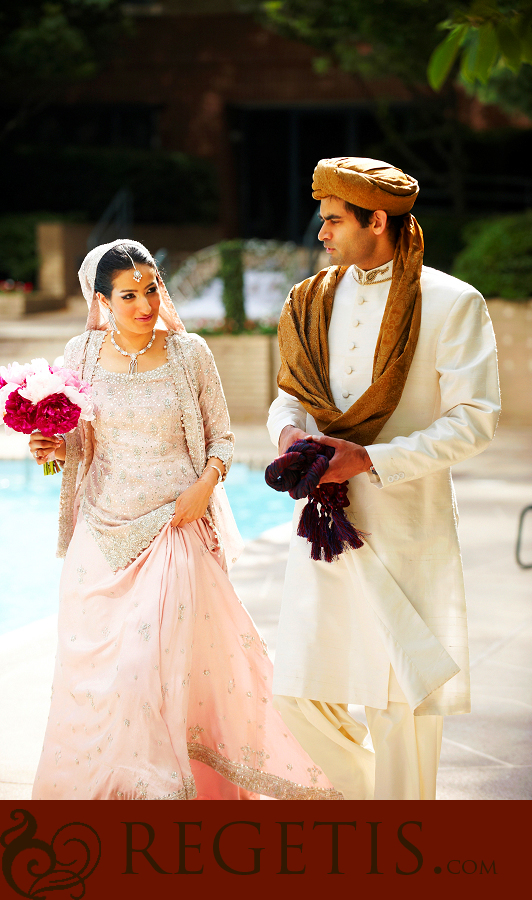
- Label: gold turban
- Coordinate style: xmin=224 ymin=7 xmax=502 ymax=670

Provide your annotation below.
xmin=312 ymin=157 xmax=419 ymax=214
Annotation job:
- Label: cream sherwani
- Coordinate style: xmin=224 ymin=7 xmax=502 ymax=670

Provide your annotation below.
xmin=268 ymin=262 xmax=500 ymax=718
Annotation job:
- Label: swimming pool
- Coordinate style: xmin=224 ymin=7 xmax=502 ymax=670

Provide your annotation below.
xmin=0 ymin=459 xmax=294 ymax=635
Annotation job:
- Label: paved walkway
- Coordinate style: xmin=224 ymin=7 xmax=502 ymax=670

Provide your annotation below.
xmin=0 ymin=421 xmax=530 ymax=801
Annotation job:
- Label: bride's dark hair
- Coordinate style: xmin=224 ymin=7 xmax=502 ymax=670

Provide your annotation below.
xmin=94 ymin=243 xmax=156 ymax=298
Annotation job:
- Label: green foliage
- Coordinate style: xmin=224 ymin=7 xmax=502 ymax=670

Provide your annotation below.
xmin=250 ymin=0 xmax=455 ymax=85
xmin=194 ymin=318 xmax=278 ymax=336
xmin=1 ymin=146 xmax=218 ymax=225
xmin=428 ymin=1 xmax=532 ymax=90
xmin=427 ymin=25 xmax=468 ymax=91
xmin=0 ymin=212 xmax=75 ymax=281
xmin=251 ymin=1 xmax=532 ymax=113
xmin=472 ymin=62 xmax=532 ymax=116
xmin=219 ymin=240 xmax=245 ymax=332
xmin=452 ymin=211 xmax=532 ymax=298
xmin=0 ymin=1 xmax=129 ymax=140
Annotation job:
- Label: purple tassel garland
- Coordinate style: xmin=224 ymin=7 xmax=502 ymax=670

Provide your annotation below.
xmin=265 ymin=439 xmax=366 ymax=562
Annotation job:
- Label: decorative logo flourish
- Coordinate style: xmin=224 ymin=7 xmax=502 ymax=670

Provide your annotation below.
xmin=1 ymin=808 xmax=101 ymax=898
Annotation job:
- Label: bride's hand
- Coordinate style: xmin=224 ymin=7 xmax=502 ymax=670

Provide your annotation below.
xmin=171 ymin=469 xmax=219 ymax=527
xmin=28 ymin=431 xmax=66 ymax=464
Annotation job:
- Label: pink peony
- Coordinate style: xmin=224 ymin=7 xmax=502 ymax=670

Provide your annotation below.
xmin=0 ymin=361 xmax=32 ymax=386
xmin=52 ymin=366 xmax=83 ymax=389
xmin=33 ymin=393 xmax=81 ymax=437
xmin=3 ymin=391 xmax=37 ymax=433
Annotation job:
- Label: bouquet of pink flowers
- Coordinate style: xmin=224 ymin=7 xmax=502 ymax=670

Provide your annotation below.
xmin=0 ymin=358 xmax=94 ymax=474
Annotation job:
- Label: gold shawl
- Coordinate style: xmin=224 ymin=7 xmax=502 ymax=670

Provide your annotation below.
xmin=277 ymin=214 xmax=424 ymax=446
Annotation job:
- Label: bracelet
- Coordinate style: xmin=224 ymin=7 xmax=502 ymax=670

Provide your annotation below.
xmin=205 ymin=463 xmax=223 ymax=484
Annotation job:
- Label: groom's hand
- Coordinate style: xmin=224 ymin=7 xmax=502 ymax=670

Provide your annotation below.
xmin=278 ymin=425 xmax=312 ymax=456
xmin=311 ymin=434 xmax=372 ymax=483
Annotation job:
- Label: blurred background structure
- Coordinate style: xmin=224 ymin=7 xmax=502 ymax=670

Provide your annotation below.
xmin=0 ymin=0 xmax=531 ymax=800
xmin=1 ymin=0 xmax=532 ymax=423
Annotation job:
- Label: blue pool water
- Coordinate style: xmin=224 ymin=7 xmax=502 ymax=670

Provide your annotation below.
xmin=0 ymin=459 xmax=294 ymax=635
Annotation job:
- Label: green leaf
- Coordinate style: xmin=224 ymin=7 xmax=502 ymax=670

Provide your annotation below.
xmin=496 ymin=21 xmax=522 ymax=73
xmin=313 ymin=56 xmax=331 ymax=75
xmin=428 ymin=26 xmax=467 ymax=90
xmin=474 ymin=22 xmax=499 ymax=83
xmin=520 ymin=24 xmax=532 ymax=65
xmin=461 ymin=30 xmax=480 ymax=84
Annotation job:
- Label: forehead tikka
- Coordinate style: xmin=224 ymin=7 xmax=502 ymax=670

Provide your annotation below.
xmin=123 ymin=248 xmax=143 ymax=282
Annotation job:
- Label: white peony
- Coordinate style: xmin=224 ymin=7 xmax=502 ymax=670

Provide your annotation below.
xmin=19 ymin=371 xmax=66 ymax=404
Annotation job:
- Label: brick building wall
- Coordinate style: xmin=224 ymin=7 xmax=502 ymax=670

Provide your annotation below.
xmin=62 ymin=11 xmax=409 ymax=238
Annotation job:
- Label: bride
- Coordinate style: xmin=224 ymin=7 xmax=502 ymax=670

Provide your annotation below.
xmin=29 ymin=239 xmax=341 ymax=801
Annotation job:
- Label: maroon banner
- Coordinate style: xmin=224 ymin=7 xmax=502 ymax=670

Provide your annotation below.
xmin=0 ymin=800 xmax=526 ymax=896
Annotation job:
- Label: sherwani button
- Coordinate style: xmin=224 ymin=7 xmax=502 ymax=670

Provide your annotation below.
xmin=342 ymin=390 xmax=350 ymax=399
xmin=358 ymin=298 xmax=366 ymax=305
xmin=349 ymin=342 xmax=357 ymax=350
xmin=352 ymin=320 xmax=360 ymax=328
xmin=345 ymin=366 xmax=353 ymax=374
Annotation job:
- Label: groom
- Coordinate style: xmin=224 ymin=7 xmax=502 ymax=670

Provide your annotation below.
xmin=267 ymin=157 xmax=500 ymax=800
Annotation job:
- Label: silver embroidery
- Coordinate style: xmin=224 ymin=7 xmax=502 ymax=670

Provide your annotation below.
xmin=138 ymin=623 xmax=151 ymax=642
xmin=56 ymin=332 xmax=234 ymax=570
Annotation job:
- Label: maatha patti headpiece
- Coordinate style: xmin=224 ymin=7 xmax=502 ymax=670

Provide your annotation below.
xmin=122 ymin=248 xmax=143 ymax=282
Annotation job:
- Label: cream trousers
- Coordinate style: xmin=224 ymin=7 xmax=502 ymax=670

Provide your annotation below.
xmin=274 ymin=695 xmax=443 ymax=800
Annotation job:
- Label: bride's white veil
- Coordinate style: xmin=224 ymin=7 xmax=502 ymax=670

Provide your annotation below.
xmin=78 ymin=238 xmax=185 ymax=333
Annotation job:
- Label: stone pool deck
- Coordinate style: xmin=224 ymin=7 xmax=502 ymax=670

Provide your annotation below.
xmin=0 ymin=423 xmax=531 ymax=801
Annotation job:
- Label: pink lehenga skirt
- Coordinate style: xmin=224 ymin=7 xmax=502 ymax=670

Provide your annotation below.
xmin=32 ymin=515 xmax=341 ymax=800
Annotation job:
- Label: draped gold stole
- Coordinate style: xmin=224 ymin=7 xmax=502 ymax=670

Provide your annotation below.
xmin=277 ymin=215 xmax=424 ymax=446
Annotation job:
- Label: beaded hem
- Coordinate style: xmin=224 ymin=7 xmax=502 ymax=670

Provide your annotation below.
xmin=82 ymin=496 xmax=175 ymax=572
xmin=206 ymin=443 xmax=233 ymax=477
xmin=131 ymin=775 xmax=197 ymax=801
xmin=187 ymin=743 xmax=344 ymax=800
xmin=56 ymin=332 xmax=94 ymax=559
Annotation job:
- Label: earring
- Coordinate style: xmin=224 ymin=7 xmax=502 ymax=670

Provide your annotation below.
xmin=107 ymin=309 xmax=120 ymax=334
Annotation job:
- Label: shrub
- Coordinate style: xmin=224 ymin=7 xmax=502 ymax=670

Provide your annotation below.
xmin=452 ymin=212 xmax=532 ymax=300
xmin=219 ymin=240 xmax=245 ymax=333
xmin=0 ymin=212 xmax=69 ymax=282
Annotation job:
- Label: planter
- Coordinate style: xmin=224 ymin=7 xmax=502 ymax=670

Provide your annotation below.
xmin=203 ymin=334 xmax=280 ymax=424
xmin=0 ymin=291 xmax=25 ymax=318
xmin=0 ymin=290 xmax=66 ymax=319
xmin=487 ymin=299 xmax=532 ymax=426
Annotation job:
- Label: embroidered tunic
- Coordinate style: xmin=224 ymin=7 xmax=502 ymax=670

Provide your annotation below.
xmin=83 ymin=362 xmax=230 ymax=571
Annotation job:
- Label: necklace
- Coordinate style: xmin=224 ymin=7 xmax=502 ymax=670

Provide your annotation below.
xmin=110 ymin=328 xmax=156 ymax=374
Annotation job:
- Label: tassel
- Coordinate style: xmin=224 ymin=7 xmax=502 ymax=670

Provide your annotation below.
xmin=267 ymin=439 xmax=368 ymax=563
